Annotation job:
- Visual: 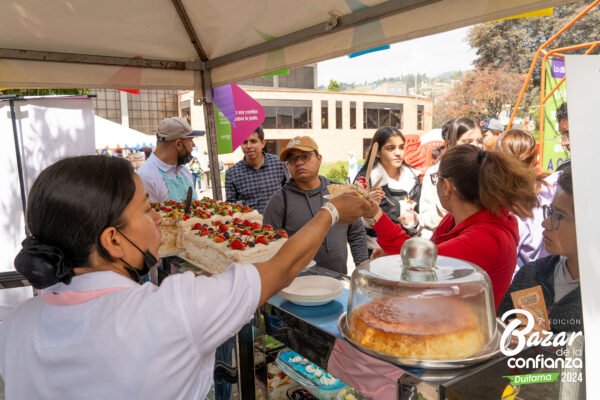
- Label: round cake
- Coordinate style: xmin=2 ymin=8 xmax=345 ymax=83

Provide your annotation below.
xmin=349 ymin=295 xmax=485 ymax=360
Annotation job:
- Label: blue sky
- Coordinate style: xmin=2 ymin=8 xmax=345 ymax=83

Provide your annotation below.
xmin=317 ymin=27 xmax=476 ymax=85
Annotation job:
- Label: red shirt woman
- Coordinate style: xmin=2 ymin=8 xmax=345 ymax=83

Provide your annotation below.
xmin=365 ymin=144 xmax=538 ymax=308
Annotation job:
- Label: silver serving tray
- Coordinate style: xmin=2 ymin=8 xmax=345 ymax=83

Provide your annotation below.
xmin=337 ymin=312 xmax=508 ymax=369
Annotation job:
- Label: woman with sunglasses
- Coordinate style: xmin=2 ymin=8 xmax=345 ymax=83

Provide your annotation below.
xmin=498 ymin=166 xmax=582 ymax=333
xmin=364 ymin=145 xmax=538 ymax=308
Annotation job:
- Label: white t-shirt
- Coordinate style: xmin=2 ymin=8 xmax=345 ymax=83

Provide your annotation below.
xmin=137 ymin=153 xmax=195 ymax=202
xmin=0 ymin=264 xmax=261 ymax=400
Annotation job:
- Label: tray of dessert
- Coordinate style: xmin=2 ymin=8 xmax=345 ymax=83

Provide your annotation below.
xmin=275 ymin=350 xmax=347 ymax=400
xmin=338 ymin=312 xmax=508 ymax=369
xmin=152 ymin=198 xmax=288 ymax=275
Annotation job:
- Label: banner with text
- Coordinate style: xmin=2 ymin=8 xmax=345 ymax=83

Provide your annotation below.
xmin=542 ymin=57 xmax=569 ymax=172
xmin=213 ymin=84 xmax=265 ymax=154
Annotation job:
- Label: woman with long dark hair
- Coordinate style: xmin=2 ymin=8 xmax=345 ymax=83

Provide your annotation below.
xmin=354 ymin=127 xmax=422 ymax=251
xmin=419 ymin=117 xmax=484 ymax=234
xmin=362 ymin=145 xmax=538 ymax=307
xmin=0 ymin=155 xmax=367 ymax=400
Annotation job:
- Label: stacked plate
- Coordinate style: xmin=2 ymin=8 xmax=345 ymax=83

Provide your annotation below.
xmin=280 ymin=276 xmax=344 ymax=306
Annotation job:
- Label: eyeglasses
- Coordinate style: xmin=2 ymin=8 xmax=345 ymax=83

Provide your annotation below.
xmin=542 ymin=205 xmax=575 ymax=230
xmin=287 ymin=152 xmax=315 ymax=165
xmin=430 ymin=172 xmax=444 ymax=186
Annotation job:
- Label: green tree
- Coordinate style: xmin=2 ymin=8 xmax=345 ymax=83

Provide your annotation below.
xmin=327 ymin=79 xmax=341 ymax=92
xmin=433 ymin=66 xmax=524 ymax=126
xmin=468 ymin=1 xmax=600 ymax=85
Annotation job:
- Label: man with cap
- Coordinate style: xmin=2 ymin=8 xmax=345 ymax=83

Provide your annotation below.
xmin=480 ymin=117 xmax=505 ymax=151
xmin=263 ymin=136 xmax=368 ymax=274
xmin=224 ymin=126 xmax=288 ymax=213
xmin=137 ymin=117 xmax=205 ymax=202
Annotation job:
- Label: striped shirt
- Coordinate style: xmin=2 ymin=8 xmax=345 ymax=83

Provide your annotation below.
xmin=225 ymin=152 xmax=288 ymax=213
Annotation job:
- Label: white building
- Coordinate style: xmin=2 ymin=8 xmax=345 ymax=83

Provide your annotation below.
xmin=179 ymin=75 xmax=432 ymax=164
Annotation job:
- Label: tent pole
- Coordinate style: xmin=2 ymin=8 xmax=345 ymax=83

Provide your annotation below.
xmin=198 ymin=70 xmax=223 ymax=201
xmin=8 ymin=98 xmax=29 ymax=235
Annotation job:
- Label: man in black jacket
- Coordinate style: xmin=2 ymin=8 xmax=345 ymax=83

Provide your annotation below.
xmin=498 ymin=166 xmax=582 ymax=333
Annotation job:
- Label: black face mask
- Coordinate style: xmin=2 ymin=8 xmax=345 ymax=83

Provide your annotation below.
xmin=116 ymin=229 xmax=158 ymax=284
xmin=177 ymin=143 xmax=193 ymax=166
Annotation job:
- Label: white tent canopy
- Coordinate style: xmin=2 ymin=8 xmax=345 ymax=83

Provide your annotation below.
xmin=94 ymin=116 xmax=154 ymax=150
xmin=0 ymin=0 xmax=570 ymax=89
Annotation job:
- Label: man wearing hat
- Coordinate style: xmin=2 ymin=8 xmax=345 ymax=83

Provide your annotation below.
xmin=224 ymin=127 xmax=288 ymax=213
xmin=137 ymin=117 xmax=205 ymax=202
xmin=263 ymin=136 xmax=368 ymax=274
xmin=480 ymin=117 xmax=505 ymax=151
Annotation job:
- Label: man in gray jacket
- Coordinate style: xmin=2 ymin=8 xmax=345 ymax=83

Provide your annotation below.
xmin=263 ymin=136 xmax=369 ymax=274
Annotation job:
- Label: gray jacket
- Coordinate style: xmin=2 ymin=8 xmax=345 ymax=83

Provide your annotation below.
xmin=263 ymin=176 xmax=369 ymax=274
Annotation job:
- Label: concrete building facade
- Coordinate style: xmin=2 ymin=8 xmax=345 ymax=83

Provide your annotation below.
xmin=179 ymin=88 xmax=432 ymax=165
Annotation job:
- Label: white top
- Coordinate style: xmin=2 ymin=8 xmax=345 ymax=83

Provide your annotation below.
xmin=0 ymin=264 xmax=261 ymax=400
xmin=418 ymin=162 xmax=447 ymax=232
xmin=137 ymin=153 xmax=195 ymax=202
xmin=370 ymin=163 xmax=417 ymax=192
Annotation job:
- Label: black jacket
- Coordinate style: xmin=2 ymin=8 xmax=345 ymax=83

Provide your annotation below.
xmin=497 ymin=255 xmax=583 ymax=333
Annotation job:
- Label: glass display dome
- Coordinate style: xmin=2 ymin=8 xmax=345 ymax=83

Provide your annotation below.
xmin=346 ymin=238 xmax=497 ymax=362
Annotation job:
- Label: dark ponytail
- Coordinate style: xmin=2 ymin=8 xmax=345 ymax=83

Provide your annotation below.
xmin=14 ymin=155 xmax=136 ymax=289
xmin=439 ymin=145 xmax=538 ymax=219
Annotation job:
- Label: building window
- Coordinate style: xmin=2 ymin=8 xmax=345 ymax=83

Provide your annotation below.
xmin=181 ymin=100 xmax=191 ymax=125
xmin=263 ymin=106 xmax=276 ymax=129
xmin=336 ymin=101 xmax=342 ymax=129
xmin=127 ymin=90 xmax=179 ymax=134
xmin=363 ymin=102 xmax=403 ymax=129
xmin=91 ymin=89 xmax=122 ymax=123
xmin=237 ymin=75 xmax=274 ymax=87
xmin=278 ymin=66 xmax=315 ymax=89
xmin=417 ymin=105 xmax=425 ymax=130
xmin=259 ymin=100 xmax=312 ymax=129
xmin=350 ymin=101 xmax=356 ymax=129
xmin=321 ymin=101 xmax=328 ymax=129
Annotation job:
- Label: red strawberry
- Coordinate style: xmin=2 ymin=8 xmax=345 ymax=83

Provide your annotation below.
xmin=181 ymin=214 xmax=190 ymax=221
xmin=242 ymin=229 xmax=253 ymax=236
xmin=355 ymin=176 xmax=367 ymax=189
xmin=218 ymin=224 xmax=229 ymax=233
xmin=213 ymin=234 xmax=226 ymax=243
xmin=242 ymin=205 xmax=252 ymax=213
xmin=263 ymin=224 xmax=274 ymax=232
xmin=200 ymin=228 xmax=210 ymax=236
xmin=255 ymin=235 xmax=269 ymax=246
xmin=233 ymin=217 xmax=243 ymax=224
xmin=230 ymin=239 xmax=246 ymax=250
xmin=243 ymin=219 xmax=252 ymax=227
xmin=211 ymin=220 xmax=221 ymax=227
xmin=278 ymin=230 xmax=288 ymax=238
xmin=192 ymin=223 xmax=201 ymax=230
xmin=250 ymin=222 xmax=262 ymax=230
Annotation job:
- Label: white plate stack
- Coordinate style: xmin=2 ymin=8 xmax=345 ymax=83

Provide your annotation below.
xmin=280 ymin=276 xmax=344 ymax=306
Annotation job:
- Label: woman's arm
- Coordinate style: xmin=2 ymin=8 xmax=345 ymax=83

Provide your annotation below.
xmin=254 ymin=193 xmax=371 ymax=305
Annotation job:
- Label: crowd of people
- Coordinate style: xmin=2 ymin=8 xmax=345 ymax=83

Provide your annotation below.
xmin=0 ymin=105 xmax=581 ymax=399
